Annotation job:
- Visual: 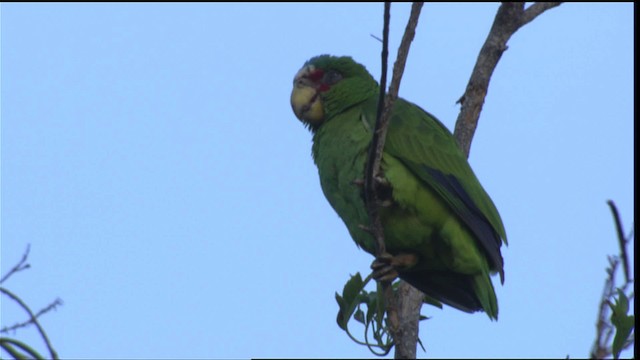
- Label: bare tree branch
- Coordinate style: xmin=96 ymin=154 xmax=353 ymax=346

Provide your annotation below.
xmin=1 ymin=298 xmax=63 ymax=334
xmin=521 ymin=2 xmax=563 ymax=25
xmin=454 ymin=2 xmax=561 ymax=157
xmin=365 ymin=2 xmax=423 ymax=359
xmin=365 ymin=2 xmax=396 ymax=348
xmin=0 ymin=245 xmax=61 ymax=360
xmin=395 ymin=281 xmax=424 ymax=358
xmin=0 ymin=245 xmax=31 ymax=285
xmin=0 ymin=287 xmax=59 ymax=360
xmin=591 ymin=256 xmax=619 ymax=359
xmin=607 ymin=200 xmax=631 ymax=283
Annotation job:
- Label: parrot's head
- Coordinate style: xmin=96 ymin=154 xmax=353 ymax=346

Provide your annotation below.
xmin=290 ymin=55 xmax=378 ymax=132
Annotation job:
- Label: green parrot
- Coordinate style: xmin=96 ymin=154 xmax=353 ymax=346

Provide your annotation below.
xmin=290 ymin=55 xmax=507 ymax=320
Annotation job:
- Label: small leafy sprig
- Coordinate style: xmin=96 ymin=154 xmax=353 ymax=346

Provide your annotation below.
xmin=590 ymin=201 xmax=634 ymax=360
xmin=335 ymin=272 xmax=442 ymax=356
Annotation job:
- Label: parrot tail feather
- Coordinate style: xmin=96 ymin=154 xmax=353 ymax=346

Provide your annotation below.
xmin=399 ymin=270 xmax=498 ymax=320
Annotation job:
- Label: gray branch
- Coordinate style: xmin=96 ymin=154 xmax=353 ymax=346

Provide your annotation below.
xmin=0 ymin=287 xmax=59 ymax=360
xmin=365 ymin=2 xmax=423 ymax=359
xmin=454 ymin=2 xmax=561 ymax=157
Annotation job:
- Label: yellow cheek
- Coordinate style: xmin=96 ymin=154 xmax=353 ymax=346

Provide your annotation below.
xmin=304 ymin=96 xmax=324 ymax=124
xmin=290 ymin=86 xmax=324 ymax=125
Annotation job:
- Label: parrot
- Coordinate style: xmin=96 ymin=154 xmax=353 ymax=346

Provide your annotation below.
xmin=290 ymin=55 xmax=507 ymax=320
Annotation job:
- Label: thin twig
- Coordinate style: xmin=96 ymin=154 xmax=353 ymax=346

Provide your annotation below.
xmin=521 ymin=2 xmax=563 ymax=25
xmin=369 ymin=2 xmax=423 ymax=184
xmin=370 ymin=34 xmax=384 ymax=43
xmin=367 ymin=1 xmax=391 ymax=208
xmin=0 ymin=287 xmax=58 ymax=360
xmin=453 ymin=2 xmax=561 ymax=157
xmin=364 ymin=2 xmax=423 ymax=359
xmin=590 ymin=256 xmax=618 ymax=359
xmin=607 ymin=200 xmax=631 ymax=283
xmin=365 ymin=0 xmax=396 ymax=346
xmin=1 ymin=298 xmax=64 ymax=334
xmin=0 ymin=245 xmax=31 ymax=284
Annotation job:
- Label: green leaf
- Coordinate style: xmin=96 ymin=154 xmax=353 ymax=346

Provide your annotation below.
xmin=417 ymin=337 xmax=426 ymax=353
xmin=335 ymin=273 xmax=369 ymax=332
xmin=343 ymin=273 xmax=365 ymax=306
xmin=0 ymin=337 xmax=47 ymax=360
xmin=609 ymin=289 xmax=635 ymax=360
xmin=365 ymin=290 xmax=378 ymax=324
xmin=335 ymin=292 xmax=347 ymax=330
xmin=422 ymin=294 xmax=443 ymax=309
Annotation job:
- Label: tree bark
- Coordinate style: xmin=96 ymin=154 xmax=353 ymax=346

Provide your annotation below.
xmin=454 ymin=2 xmax=562 ymax=157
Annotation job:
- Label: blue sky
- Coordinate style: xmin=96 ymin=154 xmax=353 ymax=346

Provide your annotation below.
xmin=1 ymin=3 xmax=633 ymax=358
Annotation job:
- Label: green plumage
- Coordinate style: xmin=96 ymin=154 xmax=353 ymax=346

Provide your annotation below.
xmin=294 ymin=55 xmax=507 ymax=320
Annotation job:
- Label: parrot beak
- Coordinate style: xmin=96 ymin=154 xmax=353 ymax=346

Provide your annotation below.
xmin=291 ymin=65 xmax=325 ymax=126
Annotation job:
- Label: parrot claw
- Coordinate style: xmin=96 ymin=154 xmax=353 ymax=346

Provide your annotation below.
xmin=371 ymin=252 xmax=418 ymax=283
xmin=351 ymin=176 xmax=388 ymax=190
xmin=372 ymin=266 xmax=398 ymax=282
xmin=374 ymin=175 xmax=389 ymax=186
xmin=371 ymin=253 xmax=399 ymax=282
xmin=375 ymin=175 xmax=394 ymax=207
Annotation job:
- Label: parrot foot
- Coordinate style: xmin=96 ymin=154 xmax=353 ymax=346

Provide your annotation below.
xmin=371 ymin=252 xmax=418 ymax=282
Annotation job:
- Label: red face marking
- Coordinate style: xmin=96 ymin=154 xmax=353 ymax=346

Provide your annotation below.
xmin=304 ymin=68 xmax=332 ymax=92
xmin=307 ymin=69 xmax=324 ymax=82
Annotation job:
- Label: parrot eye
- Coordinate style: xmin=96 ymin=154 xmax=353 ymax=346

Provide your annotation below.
xmin=322 ymin=70 xmax=343 ymax=85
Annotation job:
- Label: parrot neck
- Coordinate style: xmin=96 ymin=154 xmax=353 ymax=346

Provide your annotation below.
xmin=311 ymin=102 xmax=374 ymax=168
xmin=322 ymin=78 xmax=378 ymax=123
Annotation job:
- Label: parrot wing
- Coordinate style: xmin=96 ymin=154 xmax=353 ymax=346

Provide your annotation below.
xmin=382 ymin=98 xmax=507 ymax=281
